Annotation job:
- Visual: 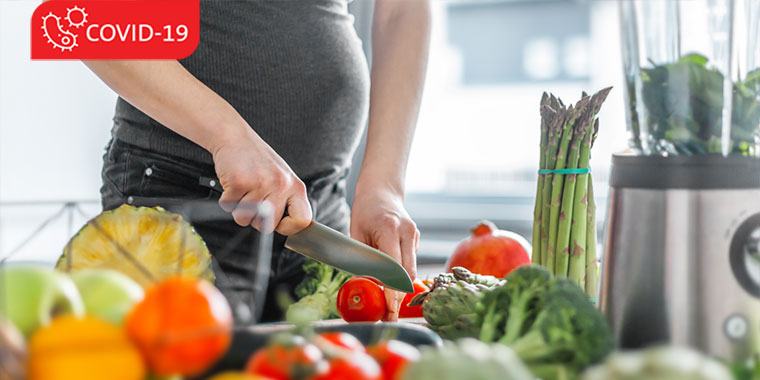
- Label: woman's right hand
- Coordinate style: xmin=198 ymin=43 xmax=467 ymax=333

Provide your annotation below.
xmin=212 ymin=130 xmax=312 ymax=236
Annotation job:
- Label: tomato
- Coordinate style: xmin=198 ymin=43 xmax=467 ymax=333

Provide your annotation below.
xmin=398 ymin=279 xmax=429 ymax=318
xmin=318 ymin=332 xmax=365 ymax=352
xmin=125 ymin=276 xmax=232 ymax=377
xmin=245 ymin=336 xmax=327 ymax=380
xmin=309 ymin=352 xmax=382 ymax=380
xmin=367 ymin=340 xmax=420 ymax=380
xmin=358 ymin=276 xmax=384 ymax=287
xmin=336 ymin=278 xmax=387 ymax=322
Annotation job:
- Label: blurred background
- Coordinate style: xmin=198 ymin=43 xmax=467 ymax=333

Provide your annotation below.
xmin=0 ymin=0 xmax=628 ymax=272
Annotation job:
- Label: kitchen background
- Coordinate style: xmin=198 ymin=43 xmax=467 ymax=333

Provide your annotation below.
xmin=0 ymin=0 xmax=628 ymax=272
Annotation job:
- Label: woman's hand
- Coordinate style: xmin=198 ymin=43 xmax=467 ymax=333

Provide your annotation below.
xmin=213 ymin=129 xmax=312 ymax=236
xmin=350 ymin=180 xmax=419 ymax=321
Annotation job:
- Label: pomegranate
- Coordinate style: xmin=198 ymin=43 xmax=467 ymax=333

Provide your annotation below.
xmin=444 ymin=221 xmax=531 ymax=278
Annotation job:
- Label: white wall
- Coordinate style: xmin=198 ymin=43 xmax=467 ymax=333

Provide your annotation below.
xmin=1 ymin=0 xmax=115 ymax=263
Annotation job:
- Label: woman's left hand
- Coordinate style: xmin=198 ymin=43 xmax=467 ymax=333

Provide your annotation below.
xmin=350 ymin=183 xmax=419 ymax=321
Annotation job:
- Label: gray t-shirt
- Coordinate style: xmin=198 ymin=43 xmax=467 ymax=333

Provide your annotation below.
xmin=111 ymin=0 xmax=370 ymax=188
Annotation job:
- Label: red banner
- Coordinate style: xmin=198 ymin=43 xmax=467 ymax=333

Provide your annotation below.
xmin=31 ymin=0 xmax=199 ymax=60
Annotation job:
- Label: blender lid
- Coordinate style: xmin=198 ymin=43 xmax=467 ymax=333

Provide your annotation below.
xmin=609 ymin=153 xmax=760 ymax=189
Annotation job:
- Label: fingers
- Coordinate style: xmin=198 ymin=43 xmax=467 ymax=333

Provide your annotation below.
xmin=218 ymin=178 xmax=250 ymax=213
xmin=229 ymin=192 xmax=265 ymax=227
xmin=375 ymin=232 xmax=403 ymax=321
xmin=399 ymin=220 xmax=419 ymax=281
xmin=383 ymin=288 xmax=403 ymax=322
xmin=275 ymin=182 xmax=312 ymax=236
xmin=219 ymin=174 xmax=310 ymax=234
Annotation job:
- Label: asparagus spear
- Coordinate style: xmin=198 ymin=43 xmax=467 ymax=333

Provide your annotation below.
xmin=532 ymin=93 xmax=551 ymax=264
xmin=545 ymin=103 xmax=585 ymax=273
xmin=554 ymin=101 xmax=592 ymax=277
xmin=539 ymin=97 xmax=564 ymax=266
xmin=567 ymin=127 xmax=592 ymax=288
xmin=565 ymin=88 xmax=611 ymax=284
xmin=585 ymin=174 xmax=598 ymax=301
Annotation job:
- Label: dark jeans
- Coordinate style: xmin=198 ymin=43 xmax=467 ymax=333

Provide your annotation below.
xmin=100 ymin=139 xmax=338 ymax=323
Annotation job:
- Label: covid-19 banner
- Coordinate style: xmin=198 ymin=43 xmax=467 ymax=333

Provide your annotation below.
xmin=31 ymin=0 xmax=199 ymax=59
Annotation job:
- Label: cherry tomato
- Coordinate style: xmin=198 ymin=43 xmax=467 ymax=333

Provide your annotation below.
xmin=318 ymin=332 xmax=365 ymax=352
xmin=359 ymin=276 xmax=384 ymax=287
xmin=398 ymin=279 xmax=429 ymax=318
xmin=310 ymin=352 xmax=382 ymax=380
xmin=367 ymin=340 xmax=420 ymax=380
xmin=246 ymin=336 xmax=327 ymax=380
xmin=337 ymin=278 xmax=387 ymax=322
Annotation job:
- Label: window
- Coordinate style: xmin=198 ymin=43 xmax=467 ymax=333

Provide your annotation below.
xmin=406 ymin=0 xmax=629 ymax=261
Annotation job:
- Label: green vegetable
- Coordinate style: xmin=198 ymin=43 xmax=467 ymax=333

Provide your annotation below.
xmin=532 ymin=93 xmax=552 ymax=265
xmin=286 ymin=259 xmax=350 ymax=321
xmin=401 ymin=338 xmax=534 ymax=380
xmin=731 ymin=356 xmax=760 ymax=380
xmin=409 ymin=267 xmax=504 ymax=340
xmin=477 ymin=265 xmax=613 ymax=380
xmin=533 ymin=88 xmax=610 ymax=295
xmin=478 ymin=265 xmax=552 ymax=344
xmin=584 ymin=179 xmax=598 ymax=299
xmin=632 ymin=53 xmax=760 ymax=156
xmin=581 ymin=346 xmax=734 ymax=380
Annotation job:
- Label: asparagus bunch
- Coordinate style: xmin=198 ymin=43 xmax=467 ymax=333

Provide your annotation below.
xmin=531 ymin=88 xmax=611 ymax=299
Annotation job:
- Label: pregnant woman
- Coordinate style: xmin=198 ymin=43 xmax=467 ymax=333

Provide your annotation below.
xmin=85 ymin=0 xmax=430 ymax=321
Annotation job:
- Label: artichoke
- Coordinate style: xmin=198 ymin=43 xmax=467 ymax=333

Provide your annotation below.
xmin=401 ymin=338 xmax=534 ymax=380
xmin=410 ymin=267 xmax=504 ymax=340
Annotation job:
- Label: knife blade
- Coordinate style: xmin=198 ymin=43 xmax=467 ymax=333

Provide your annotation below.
xmin=285 ymin=221 xmax=414 ymax=293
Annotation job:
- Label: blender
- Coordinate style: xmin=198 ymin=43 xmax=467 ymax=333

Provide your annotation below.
xmin=600 ymin=0 xmax=760 ymax=362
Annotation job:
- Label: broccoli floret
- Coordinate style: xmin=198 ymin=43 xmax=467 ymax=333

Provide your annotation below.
xmin=509 ymin=277 xmax=613 ymax=379
xmin=478 ymin=265 xmax=553 ymax=343
xmin=475 ymin=266 xmax=613 ymax=380
xmin=287 ymin=259 xmax=350 ymax=322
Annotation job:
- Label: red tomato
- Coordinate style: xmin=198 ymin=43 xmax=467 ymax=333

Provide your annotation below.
xmin=310 ymin=352 xmax=382 ymax=380
xmin=318 ymin=332 xmax=365 ymax=352
xmin=246 ymin=338 xmax=327 ymax=380
xmin=367 ymin=340 xmax=420 ymax=380
xmin=359 ymin=276 xmax=384 ymax=287
xmin=398 ymin=279 xmax=429 ymax=318
xmin=337 ymin=278 xmax=387 ymax=322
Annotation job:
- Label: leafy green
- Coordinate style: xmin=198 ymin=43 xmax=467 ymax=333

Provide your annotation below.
xmin=286 ymin=259 xmax=350 ymax=321
xmin=632 ymin=53 xmax=760 ymax=155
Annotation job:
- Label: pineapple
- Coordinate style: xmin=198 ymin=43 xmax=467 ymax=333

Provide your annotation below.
xmin=56 ymin=204 xmax=214 ymax=288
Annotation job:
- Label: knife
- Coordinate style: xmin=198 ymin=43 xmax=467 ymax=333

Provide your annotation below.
xmin=202 ymin=177 xmax=414 ymax=293
xmin=285 ymin=221 xmax=414 ymax=293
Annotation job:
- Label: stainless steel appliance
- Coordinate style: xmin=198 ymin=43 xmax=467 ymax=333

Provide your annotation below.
xmin=601 ymin=154 xmax=760 ymax=360
xmin=601 ymin=0 xmax=760 ymax=361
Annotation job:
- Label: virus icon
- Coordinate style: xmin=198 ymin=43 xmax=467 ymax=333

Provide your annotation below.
xmin=41 ymin=12 xmax=78 ymax=52
xmin=65 ymin=6 xmax=88 ymax=28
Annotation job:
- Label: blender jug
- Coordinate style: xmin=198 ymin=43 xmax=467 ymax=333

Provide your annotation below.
xmin=601 ymin=0 xmax=760 ymax=362
xmin=620 ymin=0 xmax=760 ymax=156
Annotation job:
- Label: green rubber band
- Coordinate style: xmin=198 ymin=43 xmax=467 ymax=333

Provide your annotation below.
xmin=589 ymin=298 xmax=597 ymax=303
xmin=538 ymin=168 xmax=591 ymax=175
